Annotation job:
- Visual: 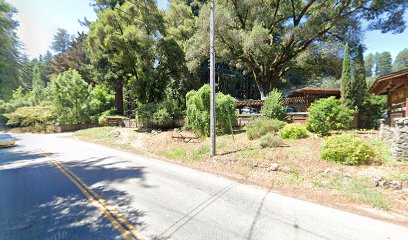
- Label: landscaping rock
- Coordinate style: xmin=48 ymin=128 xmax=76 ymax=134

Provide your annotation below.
xmin=280 ymin=166 xmax=291 ymax=173
xmin=378 ymin=180 xmax=389 ymax=189
xmin=268 ymin=163 xmax=279 ymax=172
xmin=343 ymin=172 xmax=352 ymax=178
xmin=390 ymin=180 xmax=402 ymax=190
xmin=370 ymin=176 xmax=381 ymax=187
xmin=324 ymin=168 xmax=340 ymax=177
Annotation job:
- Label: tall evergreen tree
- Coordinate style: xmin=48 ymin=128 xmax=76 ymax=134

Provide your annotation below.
xmin=31 ymin=62 xmax=46 ymax=104
xmin=341 ymin=44 xmax=352 ymax=106
xmin=393 ymin=48 xmax=408 ymax=71
xmin=51 ymin=28 xmax=71 ymax=54
xmin=375 ymin=52 xmax=392 ymax=76
xmin=365 ymin=53 xmax=374 ymax=77
xmin=352 ymin=45 xmax=369 ymax=128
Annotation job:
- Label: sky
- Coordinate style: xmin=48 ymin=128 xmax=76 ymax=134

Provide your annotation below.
xmin=7 ymin=0 xmax=408 ymax=60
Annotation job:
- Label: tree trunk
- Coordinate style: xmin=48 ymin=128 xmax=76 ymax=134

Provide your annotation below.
xmin=115 ymin=77 xmax=124 ymax=115
xmin=253 ymin=70 xmax=281 ymax=99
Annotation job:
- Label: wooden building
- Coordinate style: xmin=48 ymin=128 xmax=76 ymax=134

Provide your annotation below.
xmin=369 ymin=69 xmax=408 ymax=125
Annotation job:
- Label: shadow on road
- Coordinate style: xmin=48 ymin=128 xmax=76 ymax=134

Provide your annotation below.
xmin=0 ymin=147 xmax=147 ymax=240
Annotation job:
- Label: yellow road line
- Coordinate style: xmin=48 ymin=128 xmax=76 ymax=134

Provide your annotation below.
xmin=54 ymin=160 xmax=144 ymax=240
xmin=43 ymin=153 xmax=144 ymax=240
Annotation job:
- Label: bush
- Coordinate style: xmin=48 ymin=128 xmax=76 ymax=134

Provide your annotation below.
xmin=246 ymin=118 xmax=286 ymax=140
xmin=3 ymin=106 xmax=54 ymax=130
xmin=261 ymin=89 xmax=285 ymax=120
xmin=307 ymin=97 xmax=354 ymax=136
xmin=136 ymin=98 xmax=181 ymax=128
xmin=321 ymin=134 xmax=378 ymax=165
xmin=185 ymin=84 xmax=236 ymax=137
xmin=281 ymin=124 xmax=308 ymax=139
xmin=260 ymin=133 xmax=282 ymax=148
xmin=359 ymin=94 xmax=386 ymax=129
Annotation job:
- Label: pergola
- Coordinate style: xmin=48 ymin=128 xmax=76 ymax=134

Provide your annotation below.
xmin=369 ymin=68 xmax=408 ymax=124
xmin=236 ymin=87 xmax=341 ymax=113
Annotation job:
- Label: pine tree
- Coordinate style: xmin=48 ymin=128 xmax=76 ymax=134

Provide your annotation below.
xmin=352 ymin=45 xmax=368 ymax=109
xmin=341 ymin=43 xmax=353 ymax=106
xmin=375 ymin=52 xmax=392 ymax=76
xmin=31 ymin=62 xmax=46 ymax=104
xmin=365 ymin=53 xmax=374 ymax=77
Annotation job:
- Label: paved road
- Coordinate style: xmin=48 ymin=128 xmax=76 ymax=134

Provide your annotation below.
xmin=1 ymin=133 xmax=407 ymax=240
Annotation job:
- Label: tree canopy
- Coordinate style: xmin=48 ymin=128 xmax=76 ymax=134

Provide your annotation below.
xmin=187 ymin=0 xmax=407 ymax=98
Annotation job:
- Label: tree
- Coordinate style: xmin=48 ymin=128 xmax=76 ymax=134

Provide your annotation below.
xmin=341 ymin=44 xmax=353 ymax=106
xmin=0 ymin=0 xmax=20 ymax=100
xmin=50 ymin=33 xmax=92 ymax=83
xmin=187 ymin=0 xmax=407 ymax=98
xmin=375 ymin=51 xmax=392 ymax=76
xmin=393 ymin=48 xmax=408 ymax=71
xmin=88 ymin=0 xmax=184 ymax=116
xmin=365 ymin=53 xmax=374 ymax=77
xmin=352 ymin=45 xmax=368 ymax=109
xmin=31 ymin=62 xmax=46 ymax=104
xmin=180 ymin=0 xmax=208 ymax=16
xmin=51 ymin=28 xmax=71 ymax=54
xmin=352 ymin=45 xmax=369 ymax=128
xmin=48 ymin=69 xmax=92 ymax=124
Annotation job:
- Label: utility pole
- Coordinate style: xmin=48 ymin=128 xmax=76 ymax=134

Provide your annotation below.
xmin=210 ymin=0 xmax=216 ymax=157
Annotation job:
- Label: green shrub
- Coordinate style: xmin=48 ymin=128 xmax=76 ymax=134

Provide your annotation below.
xmin=3 ymin=106 xmax=55 ymax=130
xmin=260 ymin=133 xmax=282 ymax=148
xmin=307 ymin=97 xmax=354 ymax=136
xmin=136 ymin=98 xmax=181 ymax=128
xmin=246 ymin=118 xmax=286 ymax=140
xmin=281 ymin=124 xmax=308 ymax=139
xmin=261 ymin=89 xmax=285 ymax=120
xmin=321 ymin=134 xmax=378 ymax=165
xmin=359 ymin=94 xmax=386 ymax=129
xmin=185 ymin=84 xmax=236 ymax=137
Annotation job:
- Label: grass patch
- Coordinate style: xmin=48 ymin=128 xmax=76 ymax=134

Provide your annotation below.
xmin=368 ymin=138 xmax=391 ymax=163
xmin=317 ymin=176 xmax=389 ymax=210
xmin=235 ymin=148 xmax=262 ymax=158
xmin=287 ymin=167 xmax=304 ymax=186
xmin=75 ymin=127 xmax=119 ymax=139
xmin=163 ymin=147 xmax=187 ymax=161
xmin=191 ymin=145 xmax=210 ymax=161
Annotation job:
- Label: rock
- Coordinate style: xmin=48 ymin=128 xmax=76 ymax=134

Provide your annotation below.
xmin=252 ymin=162 xmax=259 ymax=168
xmin=370 ymin=176 xmax=381 ymax=187
xmin=281 ymin=166 xmax=291 ymax=173
xmin=390 ymin=180 xmax=402 ymax=190
xmin=151 ymin=129 xmax=158 ymax=135
xmin=324 ymin=168 xmax=340 ymax=177
xmin=268 ymin=163 xmax=279 ymax=172
xmin=378 ymin=180 xmax=389 ymax=188
xmin=343 ymin=172 xmax=352 ymax=178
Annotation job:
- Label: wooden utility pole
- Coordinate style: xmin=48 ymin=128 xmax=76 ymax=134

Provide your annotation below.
xmin=210 ymin=0 xmax=216 ymax=156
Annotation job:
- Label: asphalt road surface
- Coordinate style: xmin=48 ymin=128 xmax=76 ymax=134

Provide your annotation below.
xmin=1 ymin=133 xmax=407 ymax=240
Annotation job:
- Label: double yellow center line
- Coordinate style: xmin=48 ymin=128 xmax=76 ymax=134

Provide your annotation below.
xmin=43 ymin=153 xmax=144 ymax=240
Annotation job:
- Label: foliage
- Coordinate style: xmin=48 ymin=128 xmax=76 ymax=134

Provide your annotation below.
xmin=281 ymin=124 xmax=308 ymax=140
xmin=136 ymin=98 xmax=181 ymax=129
xmin=261 ymin=89 xmax=285 ymax=120
xmin=393 ymin=48 xmax=408 ymax=71
xmin=260 ymin=133 xmax=282 ymax=148
xmin=50 ymin=33 xmax=92 ymax=83
xmin=365 ymin=53 xmax=374 ymax=77
xmin=375 ymin=52 xmax=392 ymax=76
xmin=359 ymin=95 xmax=387 ymax=129
xmin=307 ymin=97 xmax=354 ymax=136
xmin=0 ymin=0 xmax=20 ymax=100
xmin=51 ymin=28 xmax=71 ymax=54
xmin=352 ymin=45 xmax=368 ymax=110
xmin=48 ymin=69 xmax=92 ymax=125
xmin=3 ymin=106 xmax=54 ymax=130
xmin=88 ymin=85 xmax=115 ymax=123
xmin=31 ymin=62 xmax=47 ymax=104
xmin=87 ymin=0 xmax=168 ymax=115
xmin=186 ymin=0 xmax=406 ymax=97
xmin=246 ymin=118 xmax=286 ymax=140
xmin=185 ymin=84 xmax=236 ymax=137
xmin=341 ymin=43 xmax=353 ymax=106
xmin=98 ymin=110 xmax=118 ymax=125
xmin=321 ymin=134 xmax=378 ymax=165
